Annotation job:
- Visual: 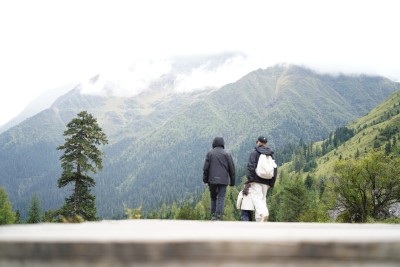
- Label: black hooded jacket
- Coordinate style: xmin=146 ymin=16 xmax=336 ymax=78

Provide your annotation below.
xmin=203 ymin=137 xmax=236 ymax=186
xmin=247 ymin=145 xmax=277 ymax=188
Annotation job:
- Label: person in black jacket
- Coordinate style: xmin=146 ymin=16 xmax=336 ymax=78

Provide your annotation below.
xmin=246 ymin=136 xmax=277 ymax=222
xmin=203 ymin=137 xmax=235 ymax=221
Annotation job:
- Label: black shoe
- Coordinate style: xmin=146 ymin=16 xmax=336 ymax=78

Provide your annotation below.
xmin=211 ymin=213 xmax=217 ymax=221
xmin=216 ymin=214 xmax=222 ymax=221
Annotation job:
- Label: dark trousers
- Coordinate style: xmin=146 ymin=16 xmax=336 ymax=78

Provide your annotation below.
xmin=208 ymin=184 xmax=227 ymax=216
xmin=241 ymin=210 xmax=254 ymax=221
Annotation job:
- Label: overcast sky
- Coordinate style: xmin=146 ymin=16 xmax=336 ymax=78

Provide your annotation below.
xmin=0 ymin=0 xmax=399 ymax=126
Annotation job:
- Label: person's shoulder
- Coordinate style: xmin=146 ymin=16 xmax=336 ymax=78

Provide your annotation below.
xmin=206 ymin=149 xmax=214 ymax=155
xmin=223 ymin=150 xmax=233 ymax=157
xmin=247 ymin=149 xmax=258 ymax=160
xmin=257 ymin=146 xmax=274 ymax=155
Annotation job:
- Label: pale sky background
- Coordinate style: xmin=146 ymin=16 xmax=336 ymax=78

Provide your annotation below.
xmin=0 ymin=0 xmax=399 ymax=126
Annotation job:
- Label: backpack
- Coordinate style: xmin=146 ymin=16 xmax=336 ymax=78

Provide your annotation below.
xmin=255 ymin=154 xmax=277 ymax=179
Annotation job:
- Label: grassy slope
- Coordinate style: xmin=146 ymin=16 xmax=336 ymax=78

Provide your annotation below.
xmin=297 ymin=90 xmax=400 ymax=179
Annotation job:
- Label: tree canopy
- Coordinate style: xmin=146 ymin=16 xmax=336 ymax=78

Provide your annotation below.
xmin=27 ymin=193 xmax=42 ymax=224
xmin=57 ymin=111 xmax=108 ymax=221
xmin=0 ymin=187 xmax=16 ymax=225
xmin=329 ymin=152 xmax=400 ymax=222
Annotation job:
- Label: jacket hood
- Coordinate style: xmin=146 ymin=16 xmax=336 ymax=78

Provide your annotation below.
xmin=212 ymin=137 xmax=225 ymax=149
xmin=255 ymin=145 xmax=274 ymax=155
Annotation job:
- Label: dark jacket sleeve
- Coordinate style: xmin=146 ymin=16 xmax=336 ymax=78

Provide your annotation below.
xmin=247 ymin=150 xmax=258 ymax=183
xmin=269 ymin=153 xmax=277 ymax=188
xmin=227 ymin=153 xmax=235 ymax=186
xmin=269 ymin=167 xmax=278 ymax=188
xmin=203 ymin=152 xmax=210 ymax=183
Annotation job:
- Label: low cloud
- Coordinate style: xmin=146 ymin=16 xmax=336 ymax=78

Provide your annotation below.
xmin=172 ymin=53 xmax=268 ymax=93
xmin=79 ymin=58 xmax=172 ymax=97
xmin=78 ymin=53 xmax=268 ymax=97
xmin=78 ymin=51 xmax=400 ymax=99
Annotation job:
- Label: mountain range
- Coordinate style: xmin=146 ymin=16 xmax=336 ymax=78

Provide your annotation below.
xmin=1 ymin=60 xmax=399 ymax=219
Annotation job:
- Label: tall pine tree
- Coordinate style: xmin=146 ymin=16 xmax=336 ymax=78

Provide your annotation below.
xmin=57 ymin=111 xmax=108 ymax=221
xmin=27 ymin=193 xmax=41 ymax=224
xmin=0 ymin=187 xmax=16 ymax=225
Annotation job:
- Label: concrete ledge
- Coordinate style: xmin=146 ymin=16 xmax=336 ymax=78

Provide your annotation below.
xmin=1 ymin=220 xmax=400 ymax=267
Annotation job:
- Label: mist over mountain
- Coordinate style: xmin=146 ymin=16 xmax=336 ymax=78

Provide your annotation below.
xmin=1 ymin=59 xmax=399 ymax=219
xmin=0 ymin=84 xmax=75 ymax=134
xmin=78 ymin=52 xmax=270 ymax=99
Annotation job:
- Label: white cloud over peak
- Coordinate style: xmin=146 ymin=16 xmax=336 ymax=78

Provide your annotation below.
xmin=1 ymin=0 xmax=400 ymax=125
xmin=173 ymin=54 xmax=269 ymax=93
xmin=78 ymin=53 xmax=269 ymax=96
xmin=79 ymin=58 xmax=172 ymax=97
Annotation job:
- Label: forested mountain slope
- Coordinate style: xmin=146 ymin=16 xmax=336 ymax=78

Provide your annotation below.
xmin=269 ymin=90 xmax=400 ymax=222
xmin=1 ymin=64 xmax=399 ymax=218
xmin=311 ymin=89 xmax=400 ymax=179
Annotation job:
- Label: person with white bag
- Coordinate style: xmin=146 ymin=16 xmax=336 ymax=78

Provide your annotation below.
xmin=245 ymin=136 xmax=277 ymax=222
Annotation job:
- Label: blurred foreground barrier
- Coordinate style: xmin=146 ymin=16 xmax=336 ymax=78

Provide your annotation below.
xmin=1 ymin=220 xmax=400 ymax=267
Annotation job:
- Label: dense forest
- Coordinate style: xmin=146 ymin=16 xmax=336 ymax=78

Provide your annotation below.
xmin=136 ymin=122 xmax=400 ymax=223
xmin=1 ymin=65 xmax=400 ymax=222
xmin=2 ymin=98 xmax=400 ymax=224
xmin=129 ymin=92 xmax=400 ymax=223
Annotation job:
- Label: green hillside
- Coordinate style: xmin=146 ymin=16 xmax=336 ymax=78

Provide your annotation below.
xmin=1 ymin=64 xmax=399 ymax=219
xmin=146 ymin=90 xmax=400 ymax=222
xmin=270 ymin=90 xmax=400 ymax=222
xmin=95 ymin=65 xmax=400 ymax=217
xmin=304 ymin=90 xmax=400 ymax=179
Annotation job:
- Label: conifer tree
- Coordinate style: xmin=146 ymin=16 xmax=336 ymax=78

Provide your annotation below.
xmin=0 ymin=187 xmax=16 ymax=225
xmin=276 ymin=176 xmax=311 ymax=222
xmin=304 ymin=174 xmax=314 ymax=190
xmin=57 ymin=111 xmax=108 ymax=221
xmin=27 ymin=193 xmax=41 ymax=224
xmin=15 ymin=210 xmax=21 ymax=224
